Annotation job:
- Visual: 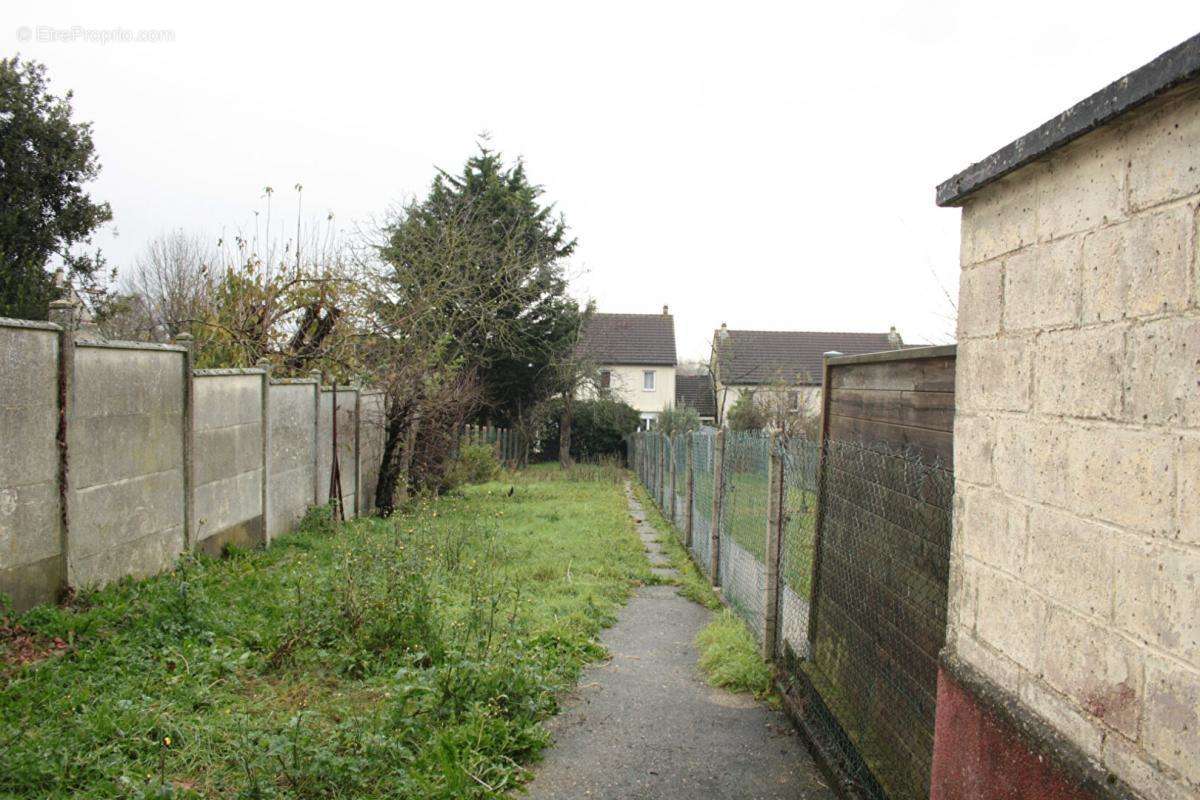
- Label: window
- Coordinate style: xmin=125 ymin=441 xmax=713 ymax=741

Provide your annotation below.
xmin=600 ymin=370 xmax=611 ymax=389
xmin=643 ymin=370 xmax=655 ymax=391
xmin=788 ymin=390 xmax=800 ymax=412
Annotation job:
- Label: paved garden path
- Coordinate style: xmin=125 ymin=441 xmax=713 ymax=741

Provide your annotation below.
xmin=522 ymin=483 xmax=834 ymax=800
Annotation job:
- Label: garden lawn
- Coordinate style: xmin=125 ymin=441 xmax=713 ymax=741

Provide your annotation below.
xmin=0 ymin=465 xmax=649 ymax=799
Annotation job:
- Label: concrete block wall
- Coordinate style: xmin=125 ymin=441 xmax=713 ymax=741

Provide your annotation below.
xmin=0 ymin=322 xmax=62 ymax=610
xmin=71 ymin=342 xmax=186 ymax=588
xmin=357 ymin=391 xmax=386 ymax=514
xmin=0 ymin=315 xmax=389 ymax=613
xmin=193 ymin=371 xmax=265 ymax=554
xmin=267 ymin=380 xmax=319 ymax=538
xmin=946 ymin=83 xmax=1200 ymax=799
xmin=317 ymin=388 xmax=359 ymax=516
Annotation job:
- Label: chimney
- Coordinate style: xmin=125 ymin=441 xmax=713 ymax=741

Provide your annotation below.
xmin=717 ymin=322 xmax=729 ymax=340
xmin=887 ymin=325 xmax=903 ymax=350
xmin=662 ymin=304 xmax=669 ymax=316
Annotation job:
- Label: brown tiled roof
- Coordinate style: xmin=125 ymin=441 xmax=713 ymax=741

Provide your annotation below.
xmin=675 ymin=374 xmax=717 ymax=418
xmin=714 ymin=329 xmax=896 ymax=386
xmin=580 ymin=312 xmax=677 ymax=366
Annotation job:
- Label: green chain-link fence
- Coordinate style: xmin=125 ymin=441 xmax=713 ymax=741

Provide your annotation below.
xmin=626 ymin=428 xmax=953 ymax=800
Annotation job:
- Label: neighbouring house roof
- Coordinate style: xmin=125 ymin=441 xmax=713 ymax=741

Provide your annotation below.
xmin=937 ymin=33 xmax=1200 ymax=206
xmin=714 ymin=329 xmax=896 ymax=386
xmin=675 ymin=374 xmax=717 ymax=418
xmin=581 ymin=312 xmax=677 ymax=366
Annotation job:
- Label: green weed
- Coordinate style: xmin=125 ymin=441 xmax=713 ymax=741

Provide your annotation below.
xmin=695 ymin=610 xmax=774 ymax=699
xmin=0 ymin=473 xmax=648 ymax=798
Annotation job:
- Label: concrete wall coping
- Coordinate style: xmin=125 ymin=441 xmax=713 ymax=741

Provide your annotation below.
xmin=76 ymin=338 xmax=186 ymax=353
xmin=193 ymin=367 xmax=267 ymax=376
xmin=826 ymin=343 xmax=956 ymax=367
xmin=270 ymin=377 xmax=319 ymax=385
xmin=321 ymin=386 xmax=360 ymax=393
xmin=936 ymin=32 xmax=1200 ymax=207
xmin=0 ymin=316 xmax=61 ymax=332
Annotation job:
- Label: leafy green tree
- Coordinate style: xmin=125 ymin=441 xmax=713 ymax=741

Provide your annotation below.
xmin=657 ymin=403 xmax=701 ymax=436
xmin=403 ymin=143 xmax=578 ymax=423
xmin=0 ymin=57 xmax=112 ymax=320
xmin=538 ymin=398 xmax=639 ymax=462
xmin=727 ymin=392 xmax=768 ymax=432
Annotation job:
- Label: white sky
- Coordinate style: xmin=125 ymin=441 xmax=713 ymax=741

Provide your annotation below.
xmin=6 ymin=1 xmax=1200 ymax=359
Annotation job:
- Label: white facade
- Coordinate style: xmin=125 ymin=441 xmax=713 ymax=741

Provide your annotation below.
xmin=715 ymin=382 xmax=821 ymax=427
xmin=586 ymin=363 xmax=676 ymax=427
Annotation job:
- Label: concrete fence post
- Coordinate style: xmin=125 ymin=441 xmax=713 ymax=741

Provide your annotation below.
xmin=309 ymin=370 xmax=322 ymax=506
xmin=256 ymin=359 xmax=272 ymax=542
xmin=668 ymin=434 xmax=678 ymax=525
xmin=175 ymin=333 xmax=196 ymax=550
xmin=710 ymin=428 xmax=726 ymax=586
xmin=47 ymin=300 xmax=77 ymax=593
xmin=762 ymin=430 xmax=785 ymax=659
xmin=684 ymin=433 xmax=695 ymax=548
xmin=352 ymin=385 xmax=362 ymax=519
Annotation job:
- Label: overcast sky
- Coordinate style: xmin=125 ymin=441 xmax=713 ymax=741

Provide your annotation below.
xmin=8 ymin=1 xmax=1200 ymax=359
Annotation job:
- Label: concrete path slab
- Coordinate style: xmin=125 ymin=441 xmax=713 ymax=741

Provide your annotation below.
xmin=521 ymin=484 xmax=834 ymax=800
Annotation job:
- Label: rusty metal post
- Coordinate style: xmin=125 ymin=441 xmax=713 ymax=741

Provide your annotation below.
xmin=763 ymin=430 xmax=785 ymax=659
xmin=710 ymin=428 xmax=726 ymax=586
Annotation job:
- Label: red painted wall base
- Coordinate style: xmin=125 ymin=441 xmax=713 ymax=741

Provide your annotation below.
xmin=930 ymin=661 xmax=1111 ymax=800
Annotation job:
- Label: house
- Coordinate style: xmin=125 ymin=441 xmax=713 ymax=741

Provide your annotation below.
xmin=674 ymin=373 xmax=717 ymax=426
xmin=579 ymin=307 xmax=677 ymax=429
xmin=710 ymin=325 xmax=903 ymax=426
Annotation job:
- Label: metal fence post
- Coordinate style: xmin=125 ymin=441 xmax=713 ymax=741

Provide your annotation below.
xmin=710 ymin=428 xmax=726 ymax=586
xmin=684 ymin=433 xmax=694 ymax=548
xmin=763 ymin=430 xmax=785 ymax=659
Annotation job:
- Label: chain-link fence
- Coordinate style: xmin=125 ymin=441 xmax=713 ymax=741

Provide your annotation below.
xmin=672 ymin=432 xmax=688 ymax=525
xmin=690 ymin=430 xmax=714 ymax=572
xmin=778 ymin=436 xmax=819 ymax=659
xmin=802 ymin=439 xmax=953 ymax=800
xmin=717 ymin=431 xmax=770 ymax=639
xmin=625 ymin=428 xmax=954 ymax=800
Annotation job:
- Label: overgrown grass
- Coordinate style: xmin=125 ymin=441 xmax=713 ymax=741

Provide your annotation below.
xmin=695 ymin=610 xmax=773 ymax=699
xmin=629 ymin=482 xmax=720 ymax=610
xmin=0 ymin=472 xmax=649 ymax=799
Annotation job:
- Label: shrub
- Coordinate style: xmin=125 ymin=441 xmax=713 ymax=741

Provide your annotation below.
xmin=538 ymin=398 xmax=639 ymax=461
xmin=657 ymin=404 xmax=700 ymax=436
xmin=442 ymin=440 xmax=500 ymax=491
xmin=727 ymin=392 xmax=768 ymax=432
